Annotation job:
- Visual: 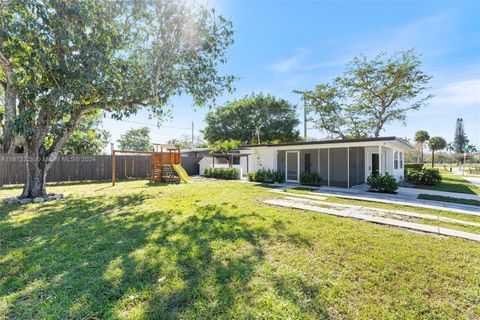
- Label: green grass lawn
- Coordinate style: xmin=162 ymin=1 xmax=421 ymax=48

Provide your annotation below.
xmin=418 ymin=194 xmax=480 ymax=207
xmin=1 ymin=180 xmax=480 ymax=319
xmin=412 ymin=174 xmax=480 ymax=195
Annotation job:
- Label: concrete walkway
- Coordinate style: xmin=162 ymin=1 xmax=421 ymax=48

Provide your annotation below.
xmin=463 ymin=176 xmax=480 ymax=188
xmin=265 ymin=198 xmax=480 ymax=242
xmin=397 ymin=186 xmax=480 ymax=201
xmin=270 ymin=184 xmax=480 ymax=215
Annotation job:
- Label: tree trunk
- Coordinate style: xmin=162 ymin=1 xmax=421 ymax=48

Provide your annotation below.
xmin=21 ymin=150 xmax=50 ymax=198
xmin=431 ymin=150 xmax=435 ymax=168
xmin=420 ymin=144 xmax=424 ymax=164
xmin=2 ymin=66 xmax=17 ymax=153
xmin=19 ymin=109 xmax=86 ymax=198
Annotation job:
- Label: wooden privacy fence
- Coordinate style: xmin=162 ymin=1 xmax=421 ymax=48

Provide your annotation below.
xmin=0 ymin=154 xmax=202 ymax=186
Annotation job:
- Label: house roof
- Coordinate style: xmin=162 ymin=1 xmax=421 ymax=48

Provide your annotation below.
xmin=180 ymin=147 xmax=213 ymax=153
xmin=241 ymin=136 xmax=413 ymax=149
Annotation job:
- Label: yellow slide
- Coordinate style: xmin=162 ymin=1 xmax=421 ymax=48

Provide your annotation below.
xmin=172 ymin=164 xmax=193 ymax=183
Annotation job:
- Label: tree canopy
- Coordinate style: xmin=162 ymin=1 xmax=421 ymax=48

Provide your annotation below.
xmin=0 ymin=0 xmax=234 ymax=198
xmin=117 ymin=127 xmax=152 ymax=152
xmin=203 ymin=93 xmax=301 ymax=144
xmin=454 ymin=118 xmax=469 ymax=153
xmin=300 ymin=50 xmax=432 ymax=139
xmin=60 ymin=111 xmax=110 ymax=155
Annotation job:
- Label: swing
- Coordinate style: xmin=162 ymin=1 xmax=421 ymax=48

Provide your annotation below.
xmin=124 ymin=156 xmax=135 ymax=179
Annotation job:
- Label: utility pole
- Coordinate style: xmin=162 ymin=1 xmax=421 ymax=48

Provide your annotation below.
xmin=191 ymin=121 xmax=194 ymax=148
xmin=303 ymin=95 xmax=307 ymax=141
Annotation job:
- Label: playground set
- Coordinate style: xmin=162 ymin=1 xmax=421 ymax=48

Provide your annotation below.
xmin=111 ymin=143 xmax=192 ymax=186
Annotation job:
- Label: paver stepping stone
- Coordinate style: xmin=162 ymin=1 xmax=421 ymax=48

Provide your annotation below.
xmin=283 ymin=196 xmax=480 ymax=227
xmin=265 ymin=199 xmax=480 ymax=242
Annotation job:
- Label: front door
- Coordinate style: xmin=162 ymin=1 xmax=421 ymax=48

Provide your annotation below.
xmin=286 ymin=151 xmax=299 ymax=182
xmin=305 ymin=153 xmax=311 ymax=173
xmin=372 ymin=153 xmax=379 ymax=176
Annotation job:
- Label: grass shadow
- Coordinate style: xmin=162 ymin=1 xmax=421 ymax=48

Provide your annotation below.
xmin=0 ymin=195 xmax=274 ymax=318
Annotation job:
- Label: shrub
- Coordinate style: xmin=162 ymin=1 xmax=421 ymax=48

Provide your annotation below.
xmin=404 ymin=163 xmax=424 ymax=175
xmin=367 ymin=173 xmax=399 ymax=193
xmin=204 ymin=167 xmax=240 ymax=180
xmin=299 ymin=171 xmax=322 ymax=186
xmin=405 ymin=168 xmax=442 ymax=185
xmin=247 ymin=169 xmax=284 ymax=183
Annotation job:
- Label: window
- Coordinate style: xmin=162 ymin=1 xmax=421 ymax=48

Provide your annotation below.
xmin=233 ymin=156 xmax=240 ymax=165
xmin=394 ymin=151 xmax=398 ymax=169
xmin=400 ymin=152 xmax=404 ymax=168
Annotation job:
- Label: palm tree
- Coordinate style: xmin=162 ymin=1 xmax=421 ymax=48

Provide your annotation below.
xmin=428 ymin=136 xmax=447 ymax=168
xmin=414 ymin=131 xmax=430 ymax=163
xmin=446 ymin=142 xmax=455 ymax=164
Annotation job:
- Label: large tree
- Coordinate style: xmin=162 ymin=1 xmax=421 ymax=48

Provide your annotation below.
xmin=0 ymin=0 xmax=233 ymax=198
xmin=60 ymin=111 xmax=110 ymax=155
xmin=414 ymin=130 xmax=430 ymax=163
xmin=453 ymin=118 xmax=469 ymax=153
xmin=117 ymin=127 xmax=152 ymax=152
xmin=204 ymin=93 xmax=301 ymax=144
xmin=300 ymin=50 xmax=432 ymax=138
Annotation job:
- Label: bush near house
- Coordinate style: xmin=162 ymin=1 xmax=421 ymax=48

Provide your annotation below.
xmin=247 ymin=169 xmax=284 ymax=183
xmin=367 ymin=173 xmax=399 ymax=193
xmin=299 ymin=171 xmax=322 ymax=186
xmin=404 ymin=163 xmax=424 ymax=174
xmin=405 ymin=168 xmax=442 ymax=185
xmin=204 ymin=167 xmax=240 ymax=180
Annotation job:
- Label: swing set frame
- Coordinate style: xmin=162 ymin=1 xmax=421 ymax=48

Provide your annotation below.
xmin=111 ymin=143 xmax=181 ymax=186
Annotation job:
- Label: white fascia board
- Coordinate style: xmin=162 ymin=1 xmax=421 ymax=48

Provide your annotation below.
xmin=245 ymin=140 xmax=405 ymax=151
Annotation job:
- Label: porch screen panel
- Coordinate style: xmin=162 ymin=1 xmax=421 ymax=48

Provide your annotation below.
xmin=319 ymin=149 xmax=329 ymax=182
xmin=349 ymin=148 xmax=358 ymax=186
xmin=277 ymin=151 xmax=285 ymax=174
xmin=357 ymin=147 xmax=365 ymax=184
xmin=348 ymin=147 xmax=365 ymax=187
xmin=286 ymin=152 xmax=298 ymax=181
xmin=329 ymin=148 xmax=348 ymax=187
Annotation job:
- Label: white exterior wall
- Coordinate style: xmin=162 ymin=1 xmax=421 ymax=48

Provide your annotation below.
xmin=364 ymin=146 xmax=403 ymax=181
xmin=247 ymin=140 xmax=411 ymax=185
xmin=248 ymin=148 xmax=276 ymax=172
xmin=199 ymin=158 xmax=229 ymax=175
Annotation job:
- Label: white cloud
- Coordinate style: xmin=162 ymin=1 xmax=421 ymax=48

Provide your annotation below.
xmin=421 ymin=78 xmax=480 ymax=115
xmin=269 ymin=47 xmax=312 ymax=73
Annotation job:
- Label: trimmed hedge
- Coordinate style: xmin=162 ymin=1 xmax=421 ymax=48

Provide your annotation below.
xmin=404 ymin=163 xmax=424 ymax=174
xmin=247 ymin=169 xmax=284 ymax=183
xmin=204 ymin=167 xmax=240 ymax=180
xmin=299 ymin=171 xmax=322 ymax=186
xmin=405 ymin=168 xmax=442 ymax=185
xmin=367 ymin=173 xmax=399 ymax=193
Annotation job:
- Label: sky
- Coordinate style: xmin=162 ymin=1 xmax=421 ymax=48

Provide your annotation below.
xmin=102 ymin=0 xmax=480 ymax=150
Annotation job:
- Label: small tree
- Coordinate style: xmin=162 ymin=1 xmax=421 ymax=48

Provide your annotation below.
xmin=167 ymin=134 xmax=205 ymax=149
xmin=117 ymin=127 xmax=152 ymax=152
xmin=210 ymin=140 xmax=240 ymax=154
xmin=446 ymin=142 xmax=455 ymax=164
xmin=59 ymin=111 xmax=110 ymax=155
xmin=428 ymin=136 xmax=446 ymax=168
xmin=414 ymin=130 xmax=430 ymax=163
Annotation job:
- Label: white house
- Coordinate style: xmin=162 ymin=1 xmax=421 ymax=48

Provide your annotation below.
xmin=240 ymin=137 xmax=412 ymax=188
xmin=198 ymin=157 xmax=230 ymax=175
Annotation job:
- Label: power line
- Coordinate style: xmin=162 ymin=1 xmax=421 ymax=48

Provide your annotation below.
xmin=425 ymin=61 xmax=480 ymax=73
